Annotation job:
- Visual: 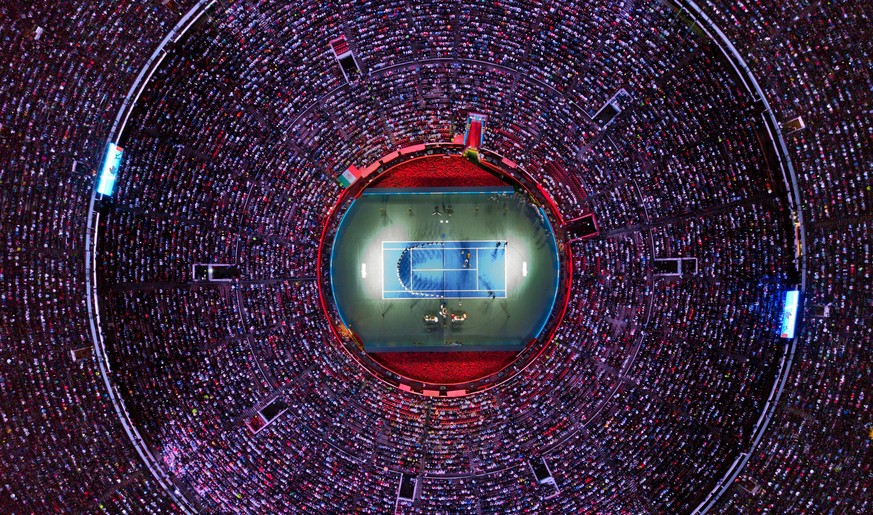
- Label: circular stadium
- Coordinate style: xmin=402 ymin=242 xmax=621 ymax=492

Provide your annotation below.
xmin=326 ymin=155 xmax=566 ymax=390
xmin=1 ymin=1 xmax=870 ymax=513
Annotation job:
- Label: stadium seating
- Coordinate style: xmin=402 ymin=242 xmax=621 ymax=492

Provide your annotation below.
xmin=0 ymin=0 xmax=869 ymax=513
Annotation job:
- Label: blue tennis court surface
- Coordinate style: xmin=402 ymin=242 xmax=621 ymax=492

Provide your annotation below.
xmin=383 ymin=240 xmax=506 ymax=299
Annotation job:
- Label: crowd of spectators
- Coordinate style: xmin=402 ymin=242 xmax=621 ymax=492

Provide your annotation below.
xmin=1 ymin=0 xmax=870 ymax=513
xmin=713 ymin=218 xmax=873 ymax=512
xmin=0 ymin=1 xmax=201 ymax=512
xmin=694 ymin=1 xmax=872 ymax=511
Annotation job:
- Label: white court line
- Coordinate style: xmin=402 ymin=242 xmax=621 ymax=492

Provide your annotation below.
xmin=361 ymin=263 xmax=367 ymax=278
xmin=522 ymin=261 xmax=527 ymax=277
xmin=412 ymin=268 xmax=478 ymax=272
xmin=382 ymin=239 xmax=504 ymax=244
xmin=386 ymin=242 xmax=506 ymax=252
xmin=408 ymin=246 xmax=499 ymax=251
xmin=384 ymin=289 xmax=507 ymax=293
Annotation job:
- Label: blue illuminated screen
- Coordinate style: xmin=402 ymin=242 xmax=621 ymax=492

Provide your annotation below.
xmin=780 ymin=290 xmax=799 ymax=339
xmin=97 ymin=144 xmax=123 ymax=196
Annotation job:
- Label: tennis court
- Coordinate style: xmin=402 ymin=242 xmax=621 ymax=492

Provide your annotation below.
xmin=328 ymin=185 xmax=560 ymax=352
xmin=383 ymin=240 xmax=507 ymax=299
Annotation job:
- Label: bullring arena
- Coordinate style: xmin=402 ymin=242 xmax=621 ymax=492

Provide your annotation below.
xmin=1 ymin=1 xmax=870 ymax=513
